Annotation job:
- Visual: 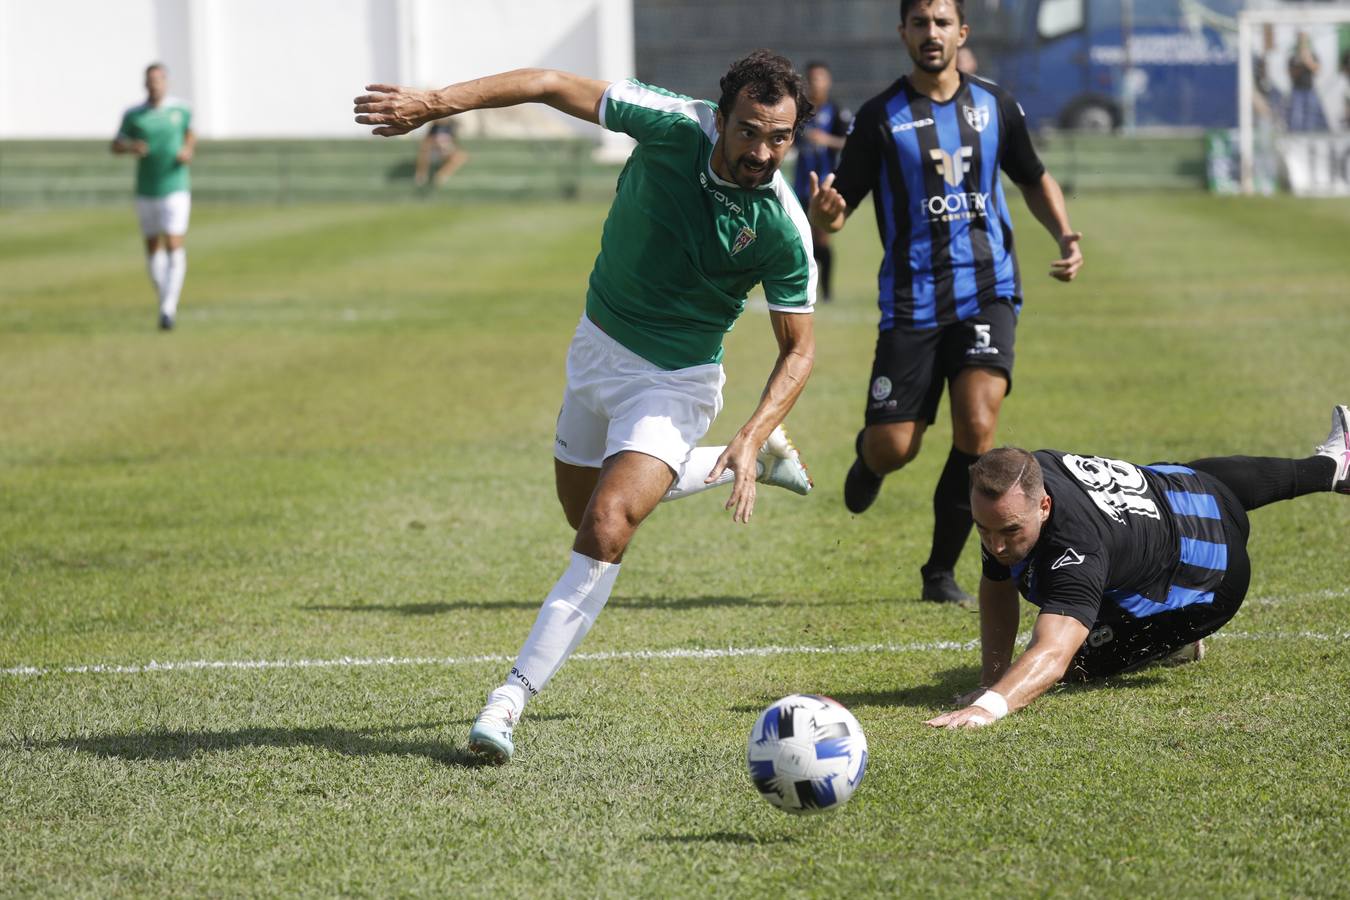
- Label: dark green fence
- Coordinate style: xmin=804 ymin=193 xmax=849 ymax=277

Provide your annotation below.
xmin=0 ymin=132 xmax=1206 ymax=208
xmin=0 ymin=138 xmax=627 ymax=207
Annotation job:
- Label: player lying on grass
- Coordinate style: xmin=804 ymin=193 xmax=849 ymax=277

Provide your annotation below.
xmin=355 ymin=52 xmax=818 ymax=763
xmin=926 ymin=406 xmax=1350 ymax=729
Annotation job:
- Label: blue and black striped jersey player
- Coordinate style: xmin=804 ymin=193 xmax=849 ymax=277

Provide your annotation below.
xmin=925 ymin=406 xmax=1350 ymax=728
xmin=809 ymin=0 xmax=1084 ymax=603
xmin=792 ymin=61 xmax=851 ymax=302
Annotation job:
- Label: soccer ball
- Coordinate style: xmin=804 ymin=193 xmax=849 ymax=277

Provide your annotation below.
xmin=746 ymin=694 xmax=868 ymax=814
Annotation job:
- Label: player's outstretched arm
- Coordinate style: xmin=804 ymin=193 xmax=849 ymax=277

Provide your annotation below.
xmin=926 ymin=611 xmax=1087 ymax=729
xmin=977 ymin=576 xmax=1021 ymax=689
xmin=1017 ymin=172 xmax=1083 ymax=282
xmin=707 ymin=310 xmax=816 ymax=525
xmin=353 ymin=69 xmax=609 ymax=136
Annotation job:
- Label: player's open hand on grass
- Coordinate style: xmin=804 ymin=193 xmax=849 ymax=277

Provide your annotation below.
xmin=1050 ymin=231 xmax=1084 ymax=282
xmin=354 ymin=84 xmax=444 ymax=136
xmin=707 ymin=435 xmax=760 ymax=524
xmin=924 ymin=705 xmax=998 ymax=729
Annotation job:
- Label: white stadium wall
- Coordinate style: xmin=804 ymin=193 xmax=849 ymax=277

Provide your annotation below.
xmin=0 ymin=0 xmax=635 ymax=141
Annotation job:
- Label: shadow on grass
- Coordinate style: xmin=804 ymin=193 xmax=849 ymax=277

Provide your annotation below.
xmin=725 ymin=664 xmax=1168 ymax=718
xmin=307 ymin=593 xmax=896 ymax=615
xmin=46 ymin=715 xmax=572 ymax=768
xmin=725 ymin=670 xmax=978 ymax=716
xmin=302 ymin=600 xmax=539 ymax=615
xmin=645 ymin=831 xmax=794 ymax=846
xmin=609 ymin=594 xmax=759 ymax=611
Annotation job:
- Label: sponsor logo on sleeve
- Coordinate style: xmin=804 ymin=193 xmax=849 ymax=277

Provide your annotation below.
xmin=1051 ymin=547 xmax=1085 ymax=570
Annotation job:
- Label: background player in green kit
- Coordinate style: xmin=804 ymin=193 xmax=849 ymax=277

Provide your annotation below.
xmin=111 ymin=63 xmax=194 ymax=331
xmin=354 ymin=51 xmax=818 ymax=763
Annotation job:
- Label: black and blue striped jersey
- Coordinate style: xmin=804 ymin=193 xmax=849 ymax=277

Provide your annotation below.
xmin=833 ymin=75 xmax=1044 ymax=331
xmin=983 ymin=451 xmax=1233 ymax=628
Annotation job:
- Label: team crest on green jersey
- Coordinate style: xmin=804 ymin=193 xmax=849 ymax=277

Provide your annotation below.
xmin=731 ymin=226 xmax=756 ymax=256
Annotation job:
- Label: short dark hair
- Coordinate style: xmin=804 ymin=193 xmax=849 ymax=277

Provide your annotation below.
xmin=901 ymin=0 xmax=966 ymax=25
xmin=969 ymin=447 xmax=1043 ymax=500
xmin=146 ymin=62 xmax=167 ymax=76
xmin=804 ymin=60 xmax=831 ymax=75
xmin=718 ymin=50 xmax=813 ymax=130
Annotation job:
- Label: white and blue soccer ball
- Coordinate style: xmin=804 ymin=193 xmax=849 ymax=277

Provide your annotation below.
xmin=747 ymin=694 xmax=868 ymax=814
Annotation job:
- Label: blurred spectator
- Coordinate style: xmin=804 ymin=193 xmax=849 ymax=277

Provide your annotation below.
xmin=793 ymin=61 xmax=851 ymax=302
xmin=1286 ymin=31 xmax=1328 ymax=132
xmin=414 ymin=118 xmax=469 ymax=188
xmin=1339 ymin=49 xmax=1350 ymax=130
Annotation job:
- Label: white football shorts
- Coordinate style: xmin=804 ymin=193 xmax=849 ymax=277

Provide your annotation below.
xmin=135 ymin=190 xmax=191 ymax=237
xmin=554 ymin=315 xmax=725 ymax=473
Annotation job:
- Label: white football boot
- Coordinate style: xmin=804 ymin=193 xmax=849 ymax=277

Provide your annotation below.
xmin=1314 ymin=404 xmax=1350 ymax=494
xmin=756 ymin=424 xmax=813 ymax=495
xmin=467 ymin=701 xmax=516 ymax=764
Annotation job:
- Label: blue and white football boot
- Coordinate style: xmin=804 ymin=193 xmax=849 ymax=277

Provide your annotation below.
xmin=757 ymin=424 xmax=813 ymax=496
xmin=467 ymin=702 xmax=516 ymax=765
xmin=1314 ymin=404 xmax=1350 ymax=494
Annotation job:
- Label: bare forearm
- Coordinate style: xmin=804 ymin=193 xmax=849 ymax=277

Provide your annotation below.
xmin=1021 ymin=173 xmax=1073 ymax=241
xmin=979 ymin=587 xmax=1021 ymax=686
xmin=736 ymin=336 xmax=814 ymax=446
xmin=989 ymin=643 xmax=1071 ymax=712
xmin=432 ymin=69 xmax=604 ymax=123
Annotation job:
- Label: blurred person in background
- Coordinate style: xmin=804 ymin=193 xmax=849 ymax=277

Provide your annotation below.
xmin=111 ymin=63 xmax=194 ymax=331
xmin=793 ymin=61 xmax=851 ymax=302
xmin=414 ymin=118 xmax=470 ymax=189
xmin=1338 ymin=48 xmax=1350 ymax=130
xmin=1286 ymin=31 xmax=1327 ymax=132
xmin=810 ymin=0 xmax=1082 ymax=604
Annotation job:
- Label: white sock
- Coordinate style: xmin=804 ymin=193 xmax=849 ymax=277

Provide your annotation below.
xmin=662 ymin=446 xmax=735 ymax=501
xmin=163 ymin=248 xmax=187 ymax=317
xmin=490 ymin=551 xmax=621 ymax=716
xmin=146 ymin=250 xmax=169 ymax=307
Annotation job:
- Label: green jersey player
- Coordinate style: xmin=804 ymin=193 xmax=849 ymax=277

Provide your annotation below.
xmin=111 ymin=63 xmax=195 ymax=331
xmin=354 ymin=52 xmax=819 ymax=764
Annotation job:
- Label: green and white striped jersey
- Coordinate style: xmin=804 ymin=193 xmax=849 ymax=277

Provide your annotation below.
xmin=116 ymin=98 xmax=192 ymax=197
xmin=587 ymin=80 xmax=815 ymax=371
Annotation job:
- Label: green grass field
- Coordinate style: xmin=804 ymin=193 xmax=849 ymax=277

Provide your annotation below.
xmin=2 ymin=193 xmax=1348 ymax=898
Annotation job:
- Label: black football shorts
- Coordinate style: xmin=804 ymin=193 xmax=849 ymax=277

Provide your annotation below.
xmin=864 ymin=298 xmax=1017 ymax=426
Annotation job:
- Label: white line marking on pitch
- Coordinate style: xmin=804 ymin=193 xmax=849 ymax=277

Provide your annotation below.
xmin=2 ymin=630 xmax=1347 ymax=679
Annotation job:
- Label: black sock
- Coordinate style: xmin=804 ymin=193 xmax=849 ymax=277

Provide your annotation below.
xmin=1186 ymin=455 xmax=1336 ymax=511
xmin=925 ymin=447 xmax=981 ymax=573
xmin=816 ymin=244 xmax=833 ymax=301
